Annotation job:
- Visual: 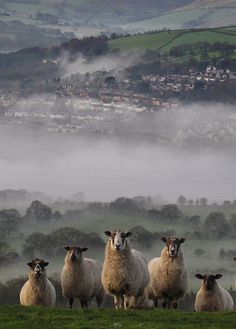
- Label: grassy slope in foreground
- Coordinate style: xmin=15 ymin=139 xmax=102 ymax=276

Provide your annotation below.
xmin=109 ymin=27 xmax=236 ymax=53
xmin=1 ymin=306 xmax=236 ymax=329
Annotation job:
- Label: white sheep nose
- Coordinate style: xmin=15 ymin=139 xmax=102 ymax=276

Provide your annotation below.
xmin=35 ymin=265 xmax=41 ymax=272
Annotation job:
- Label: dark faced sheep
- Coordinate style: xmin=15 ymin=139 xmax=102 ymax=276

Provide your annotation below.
xmin=195 ymin=273 xmax=234 ymax=312
xmin=102 ymin=229 xmax=150 ymax=309
xmin=20 ymin=258 xmax=56 ymax=306
xmin=146 ymin=236 xmax=188 ymax=309
xmin=61 ymin=246 xmax=105 ymax=309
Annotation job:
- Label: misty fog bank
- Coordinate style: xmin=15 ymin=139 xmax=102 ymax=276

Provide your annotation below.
xmin=1 ymin=132 xmax=236 ymax=203
xmin=1 ymin=102 xmax=236 ymax=202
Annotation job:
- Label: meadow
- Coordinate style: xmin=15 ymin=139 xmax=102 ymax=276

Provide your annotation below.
xmin=0 ymin=306 xmax=236 ymax=329
xmin=125 ymin=7 xmax=236 ymax=31
xmin=109 ymin=27 xmax=236 ymax=53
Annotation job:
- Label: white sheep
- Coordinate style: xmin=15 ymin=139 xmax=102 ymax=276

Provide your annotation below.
xmin=146 ymin=236 xmax=188 ymax=309
xmin=102 ymin=229 xmax=150 ymax=309
xmin=61 ymin=246 xmax=105 ymax=308
xmin=20 ymin=258 xmax=56 ymax=306
xmin=195 ymin=273 xmax=234 ymax=312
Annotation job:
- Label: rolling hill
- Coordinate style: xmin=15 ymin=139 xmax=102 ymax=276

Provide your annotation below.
xmin=0 ymin=0 xmax=194 ymax=25
xmin=109 ymin=27 xmax=236 ymax=53
xmin=124 ymin=1 xmax=236 ymax=32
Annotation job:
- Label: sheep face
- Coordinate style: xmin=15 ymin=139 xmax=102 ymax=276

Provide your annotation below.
xmin=27 ymin=258 xmax=49 ymax=278
xmin=105 ymin=229 xmax=132 ymax=252
xmin=64 ymin=246 xmax=88 ymax=263
xmin=195 ymin=273 xmax=223 ymax=291
xmin=161 ymin=236 xmax=185 ymax=258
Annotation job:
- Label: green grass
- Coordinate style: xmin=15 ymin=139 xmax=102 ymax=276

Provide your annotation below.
xmin=0 ymin=306 xmax=236 ymax=329
xmin=125 ymin=9 xmax=207 ymax=31
xmin=109 ymin=27 xmax=236 ymax=53
xmin=124 ymin=7 xmax=236 ymax=31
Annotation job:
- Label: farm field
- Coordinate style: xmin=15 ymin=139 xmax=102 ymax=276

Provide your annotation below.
xmin=125 ymin=7 xmax=236 ymax=31
xmin=109 ymin=27 xmax=236 ymax=53
xmin=1 ymin=306 xmax=236 ymax=329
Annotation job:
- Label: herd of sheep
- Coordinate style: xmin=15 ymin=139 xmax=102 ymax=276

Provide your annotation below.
xmin=19 ymin=229 xmax=235 ymax=312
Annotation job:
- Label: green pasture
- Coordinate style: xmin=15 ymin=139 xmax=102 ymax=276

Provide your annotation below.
xmin=125 ymin=7 xmax=236 ymax=32
xmin=109 ymin=27 xmax=236 ymax=53
xmin=0 ymin=306 xmax=236 ymax=329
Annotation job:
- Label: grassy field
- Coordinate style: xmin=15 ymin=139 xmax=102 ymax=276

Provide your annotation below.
xmin=1 ymin=306 xmax=236 ymax=329
xmin=109 ymin=27 xmax=236 ymax=53
xmin=125 ymin=9 xmax=207 ymax=31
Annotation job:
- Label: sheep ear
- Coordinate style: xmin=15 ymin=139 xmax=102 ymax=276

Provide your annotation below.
xmin=161 ymin=237 xmax=167 ymax=243
xmin=27 ymin=261 xmax=34 ymax=268
xmin=80 ymin=247 xmax=88 ymax=252
xmin=180 ymin=238 xmax=186 ymax=244
xmin=64 ymin=246 xmax=70 ymax=250
xmin=125 ymin=232 xmax=132 ymax=237
xmin=214 ymin=274 xmax=223 ymax=280
xmin=195 ymin=274 xmax=204 ymax=280
xmin=43 ymin=262 xmax=49 ymax=267
xmin=105 ymin=231 xmax=112 ymax=236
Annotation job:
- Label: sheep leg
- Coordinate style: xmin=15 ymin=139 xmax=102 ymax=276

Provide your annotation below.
xmin=114 ymin=295 xmax=123 ymax=309
xmin=154 ymin=297 xmax=158 ymax=308
xmin=69 ymin=297 xmax=73 ymax=309
xmin=124 ymin=295 xmax=132 ymax=309
xmin=162 ymin=301 xmax=167 ymax=309
xmin=81 ymin=300 xmax=88 ymax=309
xmin=167 ymin=301 xmax=172 ymax=309
xmin=96 ymin=292 xmax=105 ymax=308
xmin=173 ymin=302 xmax=178 ymax=309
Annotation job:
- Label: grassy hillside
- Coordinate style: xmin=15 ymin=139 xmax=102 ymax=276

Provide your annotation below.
xmin=125 ymin=3 xmax=236 ymax=31
xmin=0 ymin=0 xmax=193 ymax=26
xmin=1 ymin=306 xmax=236 ymax=329
xmin=109 ymin=27 xmax=236 ymax=53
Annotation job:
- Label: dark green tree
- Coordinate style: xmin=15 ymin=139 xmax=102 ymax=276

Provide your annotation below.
xmin=0 ymin=209 xmax=21 ymax=236
xmin=204 ymin=212 xmax=230 ymax=238
xmin=160 ymin=204 xmax=183 ymax=222
xmin=26 ymin=200 xmax=52 ymax=222
xmin=177 ymin=195 xmax=187 ymax=206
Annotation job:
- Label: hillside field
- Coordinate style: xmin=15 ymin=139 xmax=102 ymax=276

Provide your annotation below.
xmin=125 ymin=7 xmax=236 ymax=31
xmin=1 ymin=306 xmax=236 ymax=329
xmin=109 ymin=27 xmax=236 ymax=53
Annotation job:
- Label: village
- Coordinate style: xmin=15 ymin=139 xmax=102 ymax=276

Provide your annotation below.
xmin=0 ymin=64 xmax=236 ymax=146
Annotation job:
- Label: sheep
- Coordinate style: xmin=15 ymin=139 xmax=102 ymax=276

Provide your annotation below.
xmin=146 ymin=236 xmax=188 ymax=309
xmin=20 ymin=258 xmax=56 ymax=306
xmin=102 ymin=229 xmax=150 ymax=309
xmin=195 ymin=273 xmax=234 ymax=312
xmin=61 ymin=246 xmax=105 ymax=309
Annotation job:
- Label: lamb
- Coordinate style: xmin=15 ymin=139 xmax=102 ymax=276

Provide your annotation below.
xmin=146 ymin=236 xmax=188 ymax=309
xmin=102 ymin=229 xmax=150 ymax=309
xmin=61 ymin=246 xmax=105 ymax=308
xmin=195 ymin=273 xmax=234 ymax=312
xmin=20 ymin=258 xmax=56 ymax=306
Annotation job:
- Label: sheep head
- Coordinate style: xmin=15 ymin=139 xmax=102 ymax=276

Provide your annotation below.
xmin=161 ymin=236 xmax=185 ymax=258
xmin=64 ymin=246 xmax=88 ymax=263
xmin=105 ymin=229 xmax=132 ymax=252
xmin=27 ymin=258 xmax=49 ymax=278
xmin=195 ymin=273 xmax=223 ymax=291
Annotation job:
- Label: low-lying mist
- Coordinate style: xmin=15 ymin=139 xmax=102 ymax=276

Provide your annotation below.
xmin=1 ymin=103 xmax=236 ymax=202
xmin=60 ymin=52 xmax=140 ymax=77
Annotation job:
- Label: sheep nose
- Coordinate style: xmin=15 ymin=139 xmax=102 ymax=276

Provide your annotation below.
xmin=115 ymin=244 xmax=121 ymax=250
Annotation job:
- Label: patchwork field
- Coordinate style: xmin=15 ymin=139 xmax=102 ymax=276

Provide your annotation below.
xmin=109 ymin=27 xmax=236 ymax=53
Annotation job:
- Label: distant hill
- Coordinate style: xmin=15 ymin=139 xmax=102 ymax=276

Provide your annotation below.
xmin=124 ymin=1 xmax=236 ymax=32
xmin=0 ymin=0 xmax=193 ymax=27
xmin=1 ymin=0 xmax=235 ymax=42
